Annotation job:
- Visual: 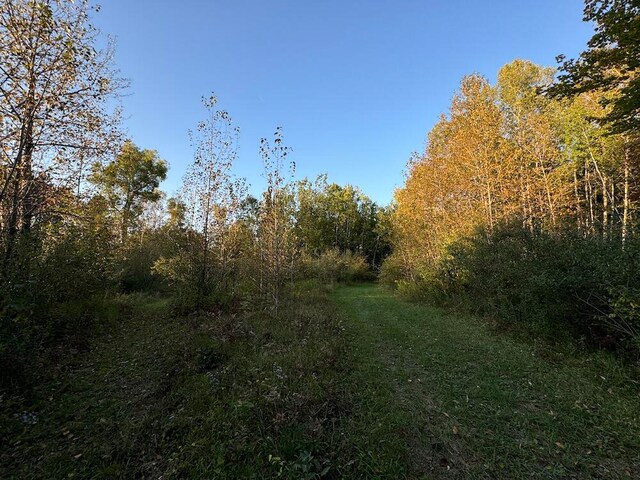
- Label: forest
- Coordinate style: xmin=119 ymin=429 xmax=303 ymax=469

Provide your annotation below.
xmin=1 ymin=0 xmax=639 ymax=478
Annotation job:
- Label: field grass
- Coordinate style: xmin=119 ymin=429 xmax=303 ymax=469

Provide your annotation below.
xmin=2 ymin=283 xmax=639 ymax=478
xmin=1 ymin=285 xmax=360 ymax=478
xmin=331 ymin=283 xmax=640 ymax=479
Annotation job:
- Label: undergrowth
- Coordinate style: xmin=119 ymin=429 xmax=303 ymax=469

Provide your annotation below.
xmin=0 ymin=282 xmax=385 ymax=478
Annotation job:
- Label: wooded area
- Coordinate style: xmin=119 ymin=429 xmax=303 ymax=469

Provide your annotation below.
xmin=386 ymin=2 xmax=640 ymax=354
xmin=1 ymin=0 xmax=639 ymax=478
xmin=0 ymin=1 xmax=391 ymax=389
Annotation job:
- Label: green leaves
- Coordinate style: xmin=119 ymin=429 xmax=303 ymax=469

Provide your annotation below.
xmin=551 ymin=0 xmax=640 ymax=133
xmin=89 ymin=140 xmax=167 ymax=243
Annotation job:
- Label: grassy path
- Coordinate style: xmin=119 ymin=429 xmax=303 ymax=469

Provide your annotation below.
xmin=331 ymin=284 xmax=640 ymax=479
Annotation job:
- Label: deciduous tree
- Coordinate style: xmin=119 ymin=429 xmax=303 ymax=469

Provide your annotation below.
xmin=179 ymin=95 xmax=245 ymax=301
xmin=257 ymin=127 xmax=295 ymax=316
xmin=90 ymin=140 xmax=167 ymax=244
xmin=551 ymin=0 xmax=640 ymax=134
xmin=0 ymin=0 xmax=124 ymax=268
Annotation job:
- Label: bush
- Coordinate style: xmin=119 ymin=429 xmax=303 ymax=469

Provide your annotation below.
xmin=300 ymin=249 xmax=371 ymax=284
xmin=118 ymin=228 xmax=188 ymax=293
xmin=0 ymin=224 xmax=118 ymax=390
xmin=429 ymin=222 xmax=640 ymax=353
xmin=379 ymin=253 xmax=405 ymax=289
xmin=152 ymin=252 xmax=244 ymax=314
xmin=118 ymin=241 xmax=164 ymax=292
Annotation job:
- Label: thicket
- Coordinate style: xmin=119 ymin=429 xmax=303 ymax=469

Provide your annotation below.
xmin=428 ymin=223 xmax=640 ymax=352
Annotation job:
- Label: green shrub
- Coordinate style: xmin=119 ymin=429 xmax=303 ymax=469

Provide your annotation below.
xmin=152 ymin=252 xmax=244 ymax=314
xmin=301 ymin=249 xmax=371 ymax=284
xmin=379 ymin=253 xmax=405 ymax=289
xmin=0 ymin=223 xmax=118 ymax=390
xmin=410 ymin=221 xmax=640 ymax=354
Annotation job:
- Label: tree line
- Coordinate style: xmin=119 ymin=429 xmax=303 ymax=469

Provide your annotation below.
xmin=384 ymin=0 xmax=640 ymax=354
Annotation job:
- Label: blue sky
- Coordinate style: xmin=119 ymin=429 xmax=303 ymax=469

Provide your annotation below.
xmin=93 ymin=0 xmax=593 ymax=205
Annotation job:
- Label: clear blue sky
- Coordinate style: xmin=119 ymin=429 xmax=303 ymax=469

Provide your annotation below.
xmin=93 ymin=0 xmax=592 ymax=205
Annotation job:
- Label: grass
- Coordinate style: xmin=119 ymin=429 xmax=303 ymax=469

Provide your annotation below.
xmin=331 ymin=283 xmax=640 ymax=479
xmin=3 ymin=282 xmax=639 ymax=478
xmin=0 ymin=283 xmax=387 ymax=478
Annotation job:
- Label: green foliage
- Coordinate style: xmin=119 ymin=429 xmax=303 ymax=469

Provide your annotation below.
xmin=294 ymin=175 xmax=391 ymax=268
xmin=119 ymin=240 xmax=165 ymax=292
xmin=604 ymin=285 xmax=640 ymax=352
xmin=36 ymin=226 xmax=115 ymax=304
xmin=380 ymin=253 xmax=452 ymax=304
xmin=152 ymin=252 xmax=203 ymax=313
xmin=379 ymin=252 xmax=410 ymax=289
xmin=152 ymin=235 xmax=247 ymax=314
xmin=300 ymin=249 xmax=371 ymax=284
xmin=429 ymin=222 xmax=640 ymax=353
xmin=0 ymin=193 xmax=120 ymax=389
xmin=90 ymin=140 xmax=168 ymax=243
xmin=551 ymin=0 xmax=640 ymax=133
xmin=118 ymin=224 xmax=189 ymax=293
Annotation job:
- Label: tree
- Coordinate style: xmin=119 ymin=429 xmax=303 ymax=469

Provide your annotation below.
xmin=391 ymin=59 xmax=638 ymax=289
xmin=0 ymin=0 xmax=124 ymax=268
xmin=90 ymin=140 xmax=167 ymax=244
xmin=498 ymin=60 xmax=565 ymax=229
xmin=293 ymin=175 xmax=389 ymax=266
xmin=551 ymin=0 xmax=640 ymax=134
xmin=179 ymin=94 xmax=245 ymax=301
xmin=556 ymin=92 xmax=627 ymax=238
xmin=167 ymin=197 xmax=187 ymax=229
xmin=258 ymin=127 xmax=296 ymax=316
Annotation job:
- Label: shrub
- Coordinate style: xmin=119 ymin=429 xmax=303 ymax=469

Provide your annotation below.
xmin=300 ymin=249 xmax=371 ymax=284
xmin=152 ymin=252 xmax=243 ymax=314
xmin=379 ymin=253 xmax=405 ymax=289
xmin=412 ymin=221 xmax=640 ymax=354
xmin=1 ymin=223 xmax=118 ymax=389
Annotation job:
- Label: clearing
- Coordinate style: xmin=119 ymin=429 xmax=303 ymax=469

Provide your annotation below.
xmin=2 ymin=284 xmax=639 ymax=479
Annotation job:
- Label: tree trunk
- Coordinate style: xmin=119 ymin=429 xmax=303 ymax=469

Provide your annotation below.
xmin=574 ymin=167 xmax=582 ymax=232
xmin=622 ymin=140 xmax=630 ymax=245
xmin=602 ymin=174 xmax=608 ymax=239
xmin=3 ymin=74 xmax=36 ymax=272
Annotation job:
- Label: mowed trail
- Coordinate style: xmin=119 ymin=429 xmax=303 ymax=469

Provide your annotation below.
xmin=331 ymin=284 xmax=640 ymax=479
